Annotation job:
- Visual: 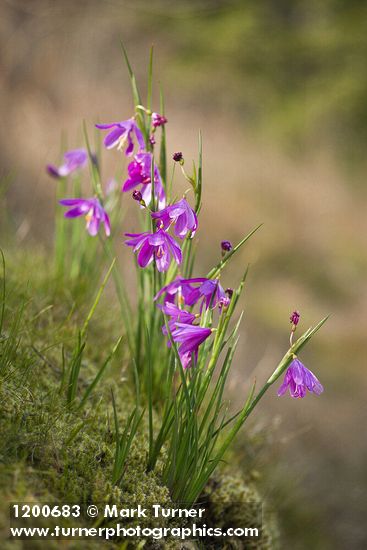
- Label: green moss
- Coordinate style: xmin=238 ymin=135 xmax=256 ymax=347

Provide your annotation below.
xmin=0 ymin=248 xmax=278 ymax=549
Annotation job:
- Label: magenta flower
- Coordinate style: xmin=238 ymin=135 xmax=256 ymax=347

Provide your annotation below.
xmin=125 ymin=228 xmax=182 ymax=272
xmin=170 ymin=323 xmax=212 ymax=369
xmin=155 ymin=277 xmax=226 ymax=311
xmin=47 ymin=148 xmax=87 ymax=178
xmin=154 ymin=277 xmax=207 ymax=305
xmin=195 ymin=279 xmax=227 ymax=311
xmin=277 ymin=358 xmax=324 ymax=399
xmin=159 ymin=302 xmax=196 ymax=334
xmin=152 ymin=112 xmax=168 ymax=128
xmin=59 ymin=197 xmax=110 ymax=237
xmin=122 ymin=152 xmax=165 ymax=208
xmin=95 ymin=118 xmax=145 ymax=155
xmin=151 ymin=198 xmax=198 ymax=239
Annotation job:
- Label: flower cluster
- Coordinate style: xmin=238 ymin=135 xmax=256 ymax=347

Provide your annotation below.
xmin=154 ymin=277 xmax=228 ymax=368
xmin=47 ymin=98 xmax=323 ymax=396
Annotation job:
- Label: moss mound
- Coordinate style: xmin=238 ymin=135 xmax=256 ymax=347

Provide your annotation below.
xmin=0 ymin=248 xmax=278 ymax=549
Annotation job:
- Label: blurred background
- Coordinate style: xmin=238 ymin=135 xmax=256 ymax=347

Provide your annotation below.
xmin=1 ymin=1 xmax=366 ymax=548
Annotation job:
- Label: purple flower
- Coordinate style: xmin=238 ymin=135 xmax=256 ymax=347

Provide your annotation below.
xmin=152 ymin=112 xmax=168 ymax=128
xmin=154 ymin=277 xmax=207 ymax=306
xmin=277 ymin=358 xmax=324 ymax=399
xmin=170 ymin=323 xmax=212 ymax=369
xmin=151 ymin=198 xmax=198 ymax=239
xmin=47 ymin=148 xmax=87 ymax=178
xmin=125 ymin=228 xmax=182 ymax=272
xmin=191 ymin=279 xmax=227 ymax=311
xmin=122 ymin=152 xmax=165 ymax=208
xmin=59 ymin=197 xmax=111 ymax=237
xmin=159 ymin=302 xmax=196 ymax=334
xmin=95 ymin=118 xmax=145 ymax=156
xmin=155 ymin=277 xmax=226 ymax=311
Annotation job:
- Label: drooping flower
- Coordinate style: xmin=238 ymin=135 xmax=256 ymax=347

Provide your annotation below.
xmin=170 ymin=323 xmax=212 ymax=369
xmin=124 ymin=228 xmax=182 ymax=272
xmin=95 ymin=118 xmax=145 ymax=155
xmin=154 ymin=277 xmax=207 ymax=306
xmin=154 ymin=277 xmax=226 ymax=312
xmin=122 ymin=152 xmax=165 ymax=208
xmin=151 ymin=198 xmax=198 ymax=239
xmin=152 ymin=112 xmax=168 ymax=128
xmin=159 ymin=302 xmax=196 ymax=334
xmin=277 ymin=358 xmax=324 ymax=399
xmin=59 ymin=197 xmax=110 ymax=237
xmin=46 ymin=148 xmax=87 ymax=178
xmin=188 ymin=279 xmax=227 ymax=311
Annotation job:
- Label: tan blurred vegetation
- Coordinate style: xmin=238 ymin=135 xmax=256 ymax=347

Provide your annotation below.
xmin=1 ymin=1 xmax=366 ymax=548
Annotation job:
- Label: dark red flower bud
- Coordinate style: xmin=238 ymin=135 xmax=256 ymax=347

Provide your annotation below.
xmin=173 ymin=152 xmax=183 ymax=162
xmin=132 ymin=190 xmax=143 ymax=202
xmin=290 ymin=310 xmax=300 ymax=326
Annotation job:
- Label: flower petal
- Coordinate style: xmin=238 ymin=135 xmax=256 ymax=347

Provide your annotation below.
xmin=104 ymin=127 xmax=125 ymax=149
xmin=138 ymin=240 xmax=154 ymax=268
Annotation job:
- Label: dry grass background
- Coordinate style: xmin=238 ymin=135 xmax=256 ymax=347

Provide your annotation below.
xmin=1 ymin=1 xmax=366 ymax=548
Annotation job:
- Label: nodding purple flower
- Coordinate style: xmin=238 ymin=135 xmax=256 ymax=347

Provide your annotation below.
xmin=290 ymin=310 xmax=300 ymax=327
xmin=47 ymin=148 xmax=87 ymax=178
xmin=122 ymin=152 xmax=165 ymax=208
xmin=195 ymin=279 xmax=227 ymax=311
xmin=159 ymin=302 xmax=196 ymax=334
xmin=277 ymin=358 xmax=324 ymax=399
xmin=59 ymin=197 xmax=111 ymax=237
xmin=125 ymin=228 xmax=182 ymax=272
xmin=155 ymin=277 xmax=226 ymax=312
xmin=152 ymin=112 xmax=168 ymax=128
xmin=154 ymin=277 xmax=207 ymax=305
xmin=149 ymin=134 xmax=156 ymax=146
xmin=170 ymin=323 xmax=212 ymax=369
xmin=173 ymin=152 xmax=183 ymax=163
xmin=95 ymin=118 xmax=145 ymax=156
xmin=221 ymin=240 xmax=233 ymax=252
xmin=151 ymin=198 xmax=198 ymax=239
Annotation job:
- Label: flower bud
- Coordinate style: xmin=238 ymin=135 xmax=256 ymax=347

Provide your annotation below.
xmin=290 ymin=311 xmax=300 ymax=327
xmin=173 ymin=152 xmax=183 ymax=163
xmin=132 ymin=190 xmax=143 ymax=202
xmin=152 ymin=112 xmax=168 ymax=128
xmin=225 ymin=288 xmax=234 ymax=298
xmin=221 ymin=240 xmax=232 ymax=252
